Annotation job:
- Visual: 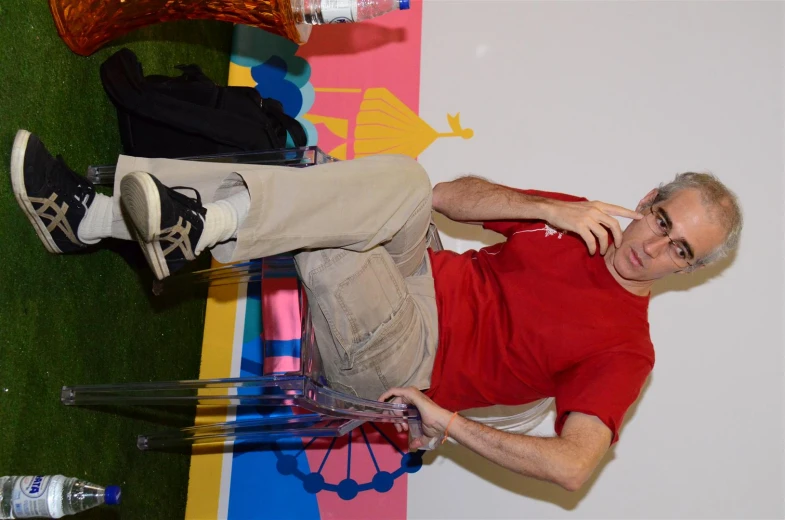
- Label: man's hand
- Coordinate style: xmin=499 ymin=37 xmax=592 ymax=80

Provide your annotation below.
xmin=379 ymin=386 xmax=454 ymax=450
xmin=542 ymin=200 xmax=643 ymax=255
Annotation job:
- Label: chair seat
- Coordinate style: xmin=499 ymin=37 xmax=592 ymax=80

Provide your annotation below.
xmin=62 ymin=253 xmax=425 ymax=449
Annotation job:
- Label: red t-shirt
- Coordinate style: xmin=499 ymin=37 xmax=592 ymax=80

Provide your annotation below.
xmin=425 ymin=190 xmax=654 ymax=443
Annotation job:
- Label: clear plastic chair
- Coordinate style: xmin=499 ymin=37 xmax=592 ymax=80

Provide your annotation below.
xmin=61 ymin=254 xmax=425 ymax=450
xmin=148 ymin=224 xmax=554 ymax=446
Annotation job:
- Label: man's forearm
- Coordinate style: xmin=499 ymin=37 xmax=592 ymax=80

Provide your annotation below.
xmin=432 ymin=176 xmax=555 ymax=222
xmin=443 ymin=414 xmax=593 ymax=491
xmin=380 ymin=387 xmax=611 ymax=491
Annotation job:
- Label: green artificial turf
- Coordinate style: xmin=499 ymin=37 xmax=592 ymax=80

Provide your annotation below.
xmin=0 ymin=3 xmax=234 ymax=518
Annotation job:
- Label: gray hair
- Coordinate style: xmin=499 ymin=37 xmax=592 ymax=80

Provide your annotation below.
xmin=647 ymin=172 xmax=742 ymax=269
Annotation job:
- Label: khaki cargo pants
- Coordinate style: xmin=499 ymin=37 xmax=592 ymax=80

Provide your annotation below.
xmin=113 ymin=154 xmax=439 ymax=399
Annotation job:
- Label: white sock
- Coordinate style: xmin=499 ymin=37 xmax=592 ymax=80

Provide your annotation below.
xmin=77 ymin=193 xmax=114 ymax=244
xmin=195 ymin=189 xmax=251 ymax=254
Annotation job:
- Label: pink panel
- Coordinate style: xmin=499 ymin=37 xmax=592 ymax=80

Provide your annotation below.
xmin=263 ymin=355 xmax=301 ymax=374
xmin=261 ymin=277 xmax=301 ymax=341
xmin=297 ymin=0 xmax=422 ymax=161
xmin=304 ymin=424 xmax=410 ymax=519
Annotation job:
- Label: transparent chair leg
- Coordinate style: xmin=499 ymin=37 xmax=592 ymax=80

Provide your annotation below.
xmin=86 ymin=147 xmax=338 ymax=186
xmin=152 ymin=256 xmax=299 ymax=295
xmin=138 ymin=415 xmax=366 ymax=450
xmin=61 ymin=376 xmax=306 ymax=406
xmin=153 ymin=261 xmax=264 ymax=295
xmin=60 ymin=376 xmax=424 ymax=426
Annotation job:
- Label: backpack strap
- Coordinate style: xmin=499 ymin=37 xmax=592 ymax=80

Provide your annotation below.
xmin=260 ymin=97 xmax=308 ymax=148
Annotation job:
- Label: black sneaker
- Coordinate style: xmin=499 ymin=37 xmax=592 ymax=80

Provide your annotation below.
xmin=120 ymin=171 xmax=206 ymax=280
xmin=10 ymin=129 xmax=95 ymax=254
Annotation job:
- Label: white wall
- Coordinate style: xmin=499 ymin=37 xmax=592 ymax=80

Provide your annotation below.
xmin=411 ymin=1 xmax=784 ymax=518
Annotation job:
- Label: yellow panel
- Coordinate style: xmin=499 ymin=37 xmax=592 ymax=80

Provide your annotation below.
xmin=227 ymin=62 xmax=256 ymax=88
xmin=328 ymin=143 xmax=348 ymax=160
xmin=184 ymin=278 xmax=239 ymax=520
xmin=304 ymin=114 xmax=349 ymax=139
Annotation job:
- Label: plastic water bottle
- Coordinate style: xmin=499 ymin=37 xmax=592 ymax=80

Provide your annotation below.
xmin=293 ymin=0 xmax=410 ymax=24
xmin=0 ymin=476 xmax=120 ymax=519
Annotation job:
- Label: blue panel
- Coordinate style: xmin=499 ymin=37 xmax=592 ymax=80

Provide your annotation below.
xmin=263 ymin=338 xmax=302 ymax=358
xmin=229 ymin=441 xmax=320 ymax=520
xmin=228 ymin=258 xmax=318 ymax=518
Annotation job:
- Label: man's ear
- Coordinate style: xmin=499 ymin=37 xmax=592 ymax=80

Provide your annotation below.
xmin=636 ymin=189 xmax=659 ymax=213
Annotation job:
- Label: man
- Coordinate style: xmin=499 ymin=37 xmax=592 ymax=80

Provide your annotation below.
xmin=10 ymin=129 xmax=742 ymax=491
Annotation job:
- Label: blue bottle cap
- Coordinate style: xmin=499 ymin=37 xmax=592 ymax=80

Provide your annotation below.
xmin=399 ymin=0 xmax=410 ymax=10
xmin=105 ymin=486 xmax=121 ymax=505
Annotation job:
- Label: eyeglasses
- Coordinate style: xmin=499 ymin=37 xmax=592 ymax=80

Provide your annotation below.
xmin=645 ymin=206 xmax=694 ymax=268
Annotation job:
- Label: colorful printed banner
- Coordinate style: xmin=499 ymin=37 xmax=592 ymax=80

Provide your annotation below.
xmin=185 ymin=3 xmax=452 ymax=518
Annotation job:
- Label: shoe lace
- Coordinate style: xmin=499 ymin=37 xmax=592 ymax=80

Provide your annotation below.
xmin=168 ymin=186 xmax=207 ymax=218
xmin=50 ymin=155 xmax=94 ymax=205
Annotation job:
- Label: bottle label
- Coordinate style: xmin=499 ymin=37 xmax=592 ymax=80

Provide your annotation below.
xmin=12 ymin=476 xmax=52 ymax=518
xmin=320 ymin=0 xmax=357 ymax=23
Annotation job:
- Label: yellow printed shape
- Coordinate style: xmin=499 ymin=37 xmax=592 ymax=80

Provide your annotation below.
xmin=354 ymin=88 xmax=473 ymax=158
xmin=228 ymin=62 xmax=256 ymax=88
xmin=304 ymin=114 xmax=349 ymax=139
xmin=306 ymin=86 xmax=474 ymax=159
xmin=327 ymin=142 xmax=348 ymax=160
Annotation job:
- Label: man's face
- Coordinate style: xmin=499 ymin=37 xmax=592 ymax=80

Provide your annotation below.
xmin=612 ymin=188 xmax=727 ymax=282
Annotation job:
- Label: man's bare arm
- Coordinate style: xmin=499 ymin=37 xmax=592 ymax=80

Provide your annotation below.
xmin=431 ymin=175 xmax=643 ymax=255
xmin=446 ymin=411 xmax=611 ymax=491
xmin=380 ymin=387 xmax=611 ymax=491
xmin=431 ymin=176 xmax=556 ymax=222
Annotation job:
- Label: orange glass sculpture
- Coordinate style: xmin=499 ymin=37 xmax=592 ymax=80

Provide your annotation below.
xmin=49 ymin=0 xmax=308 ymax=56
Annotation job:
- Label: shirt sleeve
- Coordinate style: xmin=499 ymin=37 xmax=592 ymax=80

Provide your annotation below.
xmin=553 ymin=352 xmax=653 ymax=444
xmin=482 ymin=189 xmax=587 ymax=238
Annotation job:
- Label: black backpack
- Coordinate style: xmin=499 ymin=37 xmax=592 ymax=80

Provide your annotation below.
xmin=99 ymin=48 xmax=307 ymax=158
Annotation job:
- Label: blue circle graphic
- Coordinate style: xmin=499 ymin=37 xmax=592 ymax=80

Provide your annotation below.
xmin=270 ymin=423 xmax=423 ymax=500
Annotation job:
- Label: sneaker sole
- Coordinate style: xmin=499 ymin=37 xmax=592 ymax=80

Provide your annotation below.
xmin=129 ymin=225 xmax=171 ymax=281
xmin=10 ymin=129 xmax=61 ymax=254
xmin=120 ymin=171 xmax=169 ymax=280
xmin=120 ymin=171 xmax=162 ymax=241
